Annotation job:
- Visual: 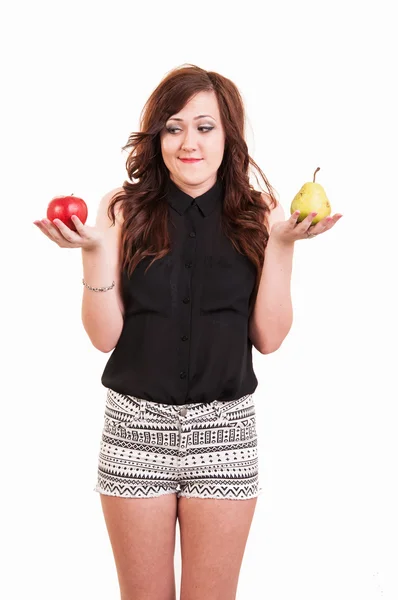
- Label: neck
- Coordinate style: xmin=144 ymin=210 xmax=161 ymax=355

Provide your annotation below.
xmin=169 ymin=174 xmax=218 ymax=198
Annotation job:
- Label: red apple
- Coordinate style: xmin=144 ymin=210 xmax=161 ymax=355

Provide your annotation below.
xmin=47 ymin=194 xmax=88 ymax=232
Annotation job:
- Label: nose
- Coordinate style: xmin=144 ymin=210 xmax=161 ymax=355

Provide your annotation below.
xmin=180 ymin=128 xmax=197 ymax=153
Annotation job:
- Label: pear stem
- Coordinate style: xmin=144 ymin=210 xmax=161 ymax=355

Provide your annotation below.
xmin=313 ymin=167 xmax=320 ymax=183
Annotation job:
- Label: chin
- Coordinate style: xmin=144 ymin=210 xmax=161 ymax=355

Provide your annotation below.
xmin=173 ymin=171 xmax=204 ymax=184
xmin=179 ymin=167 xmax=214 ymax=181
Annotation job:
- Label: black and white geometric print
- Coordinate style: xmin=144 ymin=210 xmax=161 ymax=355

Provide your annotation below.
xmin=93 ymin=389 xmax=262 ymax=500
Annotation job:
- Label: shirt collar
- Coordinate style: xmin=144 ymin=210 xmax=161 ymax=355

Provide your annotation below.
xmin=166 ymin=177 xmax=223 ymax=217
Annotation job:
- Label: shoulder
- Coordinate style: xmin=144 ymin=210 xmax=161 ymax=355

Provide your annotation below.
xmin=96 ymin=186 xmax=125 ymax=229
xmin=260 ymin=191 xmax=285 ymax=233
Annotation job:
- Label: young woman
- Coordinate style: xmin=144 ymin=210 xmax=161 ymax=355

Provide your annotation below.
xmin=34 ymin=64 xmax=342 ymax=600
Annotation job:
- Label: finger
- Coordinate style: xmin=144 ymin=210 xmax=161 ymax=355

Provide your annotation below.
xmin=320 ymin=214 xmax=343 ymax=230
xmin=296 ymin=212 xmax=318 ymax=232
xmin=333 ymin=213 xmax=343 ymax=222
xmin=308 ymin=214 xmax=343 ymax=236
xmin=289 ymin=210 xmax=301 ymax=225
xmin=42 ymin=218 xmax=63 ymax=237
xmin=308 ymin=216 xmax=331 ymax=235
xmin=70 ymin=214 xmax=87 ymax=236
xmin=51 ymin=218 xmax=80 ymax=242
xmin=306 ymin=212 xmax=318 ymax=226
xmin=41 ymin=219 xmax=72 ymax=245
xmin=34 ymin=220 xmax=57 ymax=242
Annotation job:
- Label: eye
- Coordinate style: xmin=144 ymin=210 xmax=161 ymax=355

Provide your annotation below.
xmin=165 ymin=126 xmax=214 ymax=134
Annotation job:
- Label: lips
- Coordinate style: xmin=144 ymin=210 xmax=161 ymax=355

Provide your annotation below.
xmin=179 ymin=158 xmax=202 ymax=163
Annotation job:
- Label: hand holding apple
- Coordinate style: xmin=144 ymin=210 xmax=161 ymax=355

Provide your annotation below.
xmin=46 ymin=193 xmax=88 ymax=231
xmin=33 ymin=194 xmax=105 ymax=251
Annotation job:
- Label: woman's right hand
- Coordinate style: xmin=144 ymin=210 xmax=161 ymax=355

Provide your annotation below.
xmin=33 ymin=215 xmax=105 ymax=251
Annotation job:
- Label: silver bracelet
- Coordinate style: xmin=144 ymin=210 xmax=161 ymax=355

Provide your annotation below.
xmin=82 ymin=279 xmax=115 ymax=292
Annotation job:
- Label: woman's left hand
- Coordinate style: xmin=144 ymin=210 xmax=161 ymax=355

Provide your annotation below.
xmin=270 ymin=210 xmax=343 ymax=245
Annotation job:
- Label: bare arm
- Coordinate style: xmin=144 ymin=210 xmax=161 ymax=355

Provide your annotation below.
xmin=249 ymin=195 xmax=294 ymax=354
xmin=81 ymin=187 xmax=125 ymax=353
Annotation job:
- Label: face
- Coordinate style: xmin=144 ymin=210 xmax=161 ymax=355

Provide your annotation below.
xmin=160 ymin=90 xmax=225 ymax=197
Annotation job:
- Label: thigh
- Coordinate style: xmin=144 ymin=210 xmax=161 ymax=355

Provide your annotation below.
xmin=178 ymin=496 xmax=257 ymax=600
xmin=100 ymin=493 xmax=178 ymax=600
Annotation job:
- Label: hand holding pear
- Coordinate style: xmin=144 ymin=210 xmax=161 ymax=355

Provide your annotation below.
xmin=269 ymin=167 xmax=342 ymax=244
xmin=290 ymin=167 xmax=331 ymax=225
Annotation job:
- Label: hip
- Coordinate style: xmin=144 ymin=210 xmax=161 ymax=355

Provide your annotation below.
xmin=104 ymin=388 xmax=257 ymax=431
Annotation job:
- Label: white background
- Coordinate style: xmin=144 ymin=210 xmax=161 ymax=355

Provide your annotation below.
xmin=1 ymin=0 xmax=397 ymax=598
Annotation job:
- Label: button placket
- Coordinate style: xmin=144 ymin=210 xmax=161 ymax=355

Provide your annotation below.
xmin=178 ymin=209 xmax=197 ymax=389
xmin=177 ymin=406 xmax=189 ymax=451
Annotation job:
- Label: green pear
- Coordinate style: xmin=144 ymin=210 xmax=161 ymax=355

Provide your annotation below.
xmin=290 ymin=167 xmax=331 ymax=224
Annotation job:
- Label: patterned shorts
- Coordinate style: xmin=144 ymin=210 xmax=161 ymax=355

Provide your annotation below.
xmin=93 ymin=388 xmax=262 ymax=500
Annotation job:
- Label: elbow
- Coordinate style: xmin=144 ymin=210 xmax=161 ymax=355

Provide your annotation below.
xmin=97 ymin=344 xmax=115 ymax=354
xmin=88 ymin=338 xmax=116 ymax=353
xmin=257 ymin=340 xmax=283 ymax=355
xmin=249 ymin=316 xmax=293 ymax=354
xmin=249 ymin=331 xmax=276 ymax=354
xmin=82 ymin=324 xmax=121 ymax=354
xmin=254 ymin=325 xmax=293 ymax=355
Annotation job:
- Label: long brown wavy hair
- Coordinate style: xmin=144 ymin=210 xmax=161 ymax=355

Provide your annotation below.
xmin=108 ymin=64 xmax=278 ymax=311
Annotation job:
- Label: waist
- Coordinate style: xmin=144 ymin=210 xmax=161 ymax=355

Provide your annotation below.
xmin=101 ymin=315 xmax=256 ymax=404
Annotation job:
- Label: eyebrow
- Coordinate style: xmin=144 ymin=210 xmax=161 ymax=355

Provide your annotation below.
xmin=167 ymin=114 xmax=216 ymax=122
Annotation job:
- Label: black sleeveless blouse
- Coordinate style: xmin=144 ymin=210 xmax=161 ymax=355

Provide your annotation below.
xmin=101 ymin=176 xmax=258 ymax=405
